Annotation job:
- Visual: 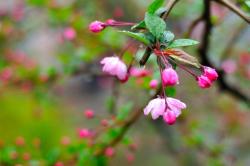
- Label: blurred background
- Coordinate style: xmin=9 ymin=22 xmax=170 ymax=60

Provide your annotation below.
xmin=0 ymin=0 xmax=249 ymax=165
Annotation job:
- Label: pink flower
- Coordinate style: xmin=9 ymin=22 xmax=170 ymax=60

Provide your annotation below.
xmin=149 ymin=79 xmax=158 ymax=89
xmin=78 ymin=129 xmax=91 ymax=138
xmin=100 ymin=119 xmax=109 ymax=127
xmin=105 ymin=147 xmax=115 ymax=157
xmin=84 ymin=109 xmax=95 ymax=119
xmin=162 ymin=68 xmax=179 ymax=86
xmin=61 ymin=136 xmax=71 ymax=146
xmin=144 ymin=98 xmax=165 ymax=120
xmin=203 ymin=66 xmax=218 ymax=81
xmin=126 ymin=153 xmax=135 ymax=163
xmin=0 ymin=67 xmax=13 ymax=81
xmin=197 ymin=75 xmax=212 ymax=88
xmin=63 ymin=27 xmax=76 ymax=40
xmin=54 ymin=161 xmax=64 ymax=166
xmin=129 ymin=67 xmax=150 ymax=77
xmin=221 ymin=59 xmax=237 ymax=74
xmin=163 ymin=111 xmax=176 ymax=125
xmin=167 ymin=97 xmax=187 ymax=117
xmin=89 ymin=21 xmax=106 ymax=33
xmin=100 ymin=56 xmax=128 ymax=81
xmin=144 ymin=97 xmax=186 ymax=121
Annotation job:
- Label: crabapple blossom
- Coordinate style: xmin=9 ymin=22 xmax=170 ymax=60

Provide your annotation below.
xmin=162 ymin=68 xmax=179 ymax=86
xmin=144 ymin=97 xmax=186 ymax=123
xmin=203 ymin=66 xmax=218 ymax=81
xmin=63 ymin=27 xmax=76 ymax=40
xmin=89 ymin=21 xmax=106 ymax=33
xmin=22 ymin=152 xmax=30 ymax=161
xmin=84 ymin=109 xmax=95 ymax=119
xmin=167 ymin=97 xmax=187 ymax=117
xmin=15 ymin=136 xmax=25 ymax=146
xmin=149 ymin=79 xmax=158 ymax=89
xmin=197 ymin=75 xmax=212 ymax=88
xmin=105 ymin=147 xmax=115 ymax=157
xmin=61 ymin=136 xmax=71 ymax=146
xmin=143 ymin=98 xmax=165 ymax=120
xmin=221 ymin=59 xmax=237 ymax=74
xmin=129 ymin=67 xmax=150 ymax=77
xmin=126 ymin=153 xmax=135 ymax=163
xmin=78 ymin=128 xmax=91 ymax=138
xmin=163 ymin=111 xmax=176 ymax=125
xmin=54 ymin=161 xmax=64 ymax=166
xmin=100 ymin=56 xmax=128 ymax=81
xmin=101 ymin=119 xmax=109 ymax=127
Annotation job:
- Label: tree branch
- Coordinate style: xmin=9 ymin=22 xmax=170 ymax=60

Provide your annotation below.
xmin=198 ymin=0 xmax=250 ymax=105
xmin=214 ymin=0 xmax=250 ymax=23
xmin=94 ymin=88 xmax=161 ymax=156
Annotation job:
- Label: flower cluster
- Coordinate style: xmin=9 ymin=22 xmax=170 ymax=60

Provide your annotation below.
xmin=144 ymin=97 xmax=186 ymax=125
xmin=90 ymin=9 xmax=218 ymax=125
xmin=197 ymin=66 xmax=218 ymax=88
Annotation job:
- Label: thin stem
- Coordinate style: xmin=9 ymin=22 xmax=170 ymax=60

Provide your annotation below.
xmin=157 ymin=56 xmax=168 ymax=110
xmin=166 ymin=56 xmax=197 ymax=77
xmin=162 ymin=0 xmax=180 ymax=20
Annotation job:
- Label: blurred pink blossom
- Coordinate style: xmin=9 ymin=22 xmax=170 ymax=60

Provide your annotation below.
xmin=149 ymin=79 xmax=158 ymax=89
xmin=78 ymin=129 xmax=91 ymax=139
xmin=63 ymin=27 xmax=76 ymax=40
xmin=84 ymin=109 xmax=95 ymax=119
xmin=129 ymin=67 xmax=151 ymax=77
xmin=105 ymin=147 xmax=115 ymax=157
xmin=221 ymin=59 xmax=237 ymax=74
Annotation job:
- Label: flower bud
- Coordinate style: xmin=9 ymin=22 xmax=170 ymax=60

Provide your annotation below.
xmin=78 ymin=129 xmax=91 ymax=139
xmin=163 ymin=111 xmax=176 ymax=125
xmin=105 ymin=147 xmax=115 ymax=157
xmin=197 ymin=75 xmax=212 ymax=88
xmin=89 ymin=21 xmax=106 ymax=33
xmin=84 ymin=109 xmax=95 ymax=119
xmin=162 ymin=68 xmax=179 ymax=86
xmin=203 ymin=66 xmax=218 ymax=81
xmin=149 ymin=79 xmax=158 ymax=89
xmin=63 ymin=27 xmax=76 ymax=40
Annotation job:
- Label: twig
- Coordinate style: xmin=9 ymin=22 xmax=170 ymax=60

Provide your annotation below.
xmin=214 ymin=0 xmax=250 ymax=23
xmin=185 ymin=15 xmax=203 ymax=38
xmin=162 ymin=0 xmax=180 ymax=20
xmin=94 ymin=87 xmax=161 ymax=156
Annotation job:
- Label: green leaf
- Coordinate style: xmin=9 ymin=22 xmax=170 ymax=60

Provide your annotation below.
xmin=119 ymin=31 xmax=150 ymax=45
xmin=145 ymin=12 xmax=166 ymax=39
xmin=131 ymin=7 xmax=166 ymax=30
xmin=165 ymin=87 xmax=176 ymax=97
xmin=148 ymin=0 xmax=164 ymax=14
xmin=159 ymin=31 xmax=175 ymax=44
xmin=131 ymin=21 xmax=146 ymax=30
xmin=167 ymin=39 xmax=199 ymax=48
